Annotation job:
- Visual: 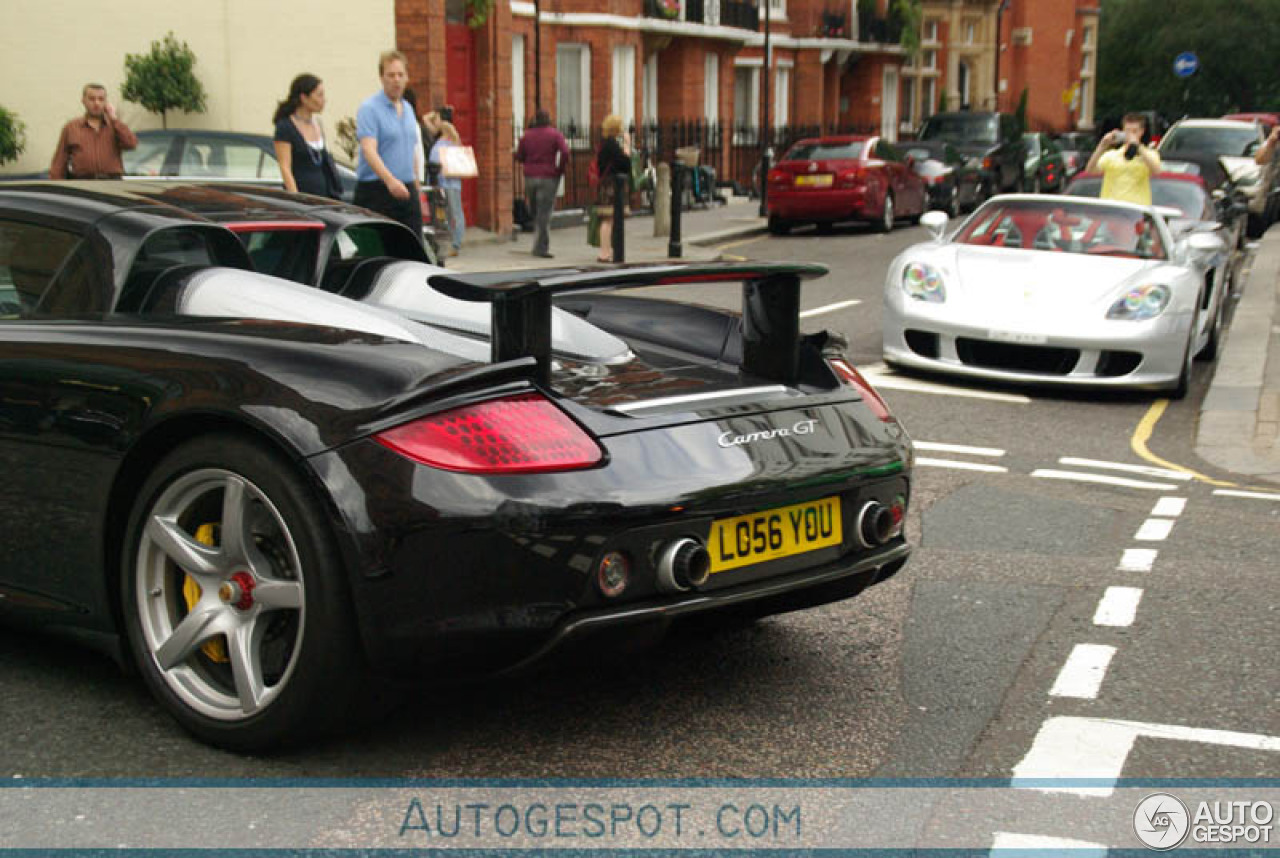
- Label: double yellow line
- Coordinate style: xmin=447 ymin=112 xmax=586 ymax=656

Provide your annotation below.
xmin=1130 ymin=399 xmax=1239 ymax=488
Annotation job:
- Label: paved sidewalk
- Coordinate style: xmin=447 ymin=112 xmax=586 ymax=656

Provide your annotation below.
xmin=445 ymin=195 xmax=769 ymax=272
xmin=1196 ymin=230 xmax=1280 ymax=484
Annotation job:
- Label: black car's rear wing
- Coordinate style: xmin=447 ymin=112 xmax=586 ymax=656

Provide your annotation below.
xmin=427 ymin=262 xmax=828 ymax=386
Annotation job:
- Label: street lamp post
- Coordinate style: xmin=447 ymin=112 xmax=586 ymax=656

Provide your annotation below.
xmin=758 ymin=0 xmax=772 ymax=217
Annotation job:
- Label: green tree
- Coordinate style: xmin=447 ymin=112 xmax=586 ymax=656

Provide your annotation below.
xmin=1097 ymin=0 xmax=1280 ymax=124
xmin=0 ymin=106 xmax=25 ymax=166
xmin=121 ymin=32 xmax=207 ymax=129
xmin=891 ymin=0 xmax=923 ymax=56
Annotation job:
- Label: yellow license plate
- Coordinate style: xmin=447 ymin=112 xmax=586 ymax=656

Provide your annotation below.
xmin=709 ymin=496 xmax=842 ymax=574
xmin=794 ymin=174 xmax=833 ymax=188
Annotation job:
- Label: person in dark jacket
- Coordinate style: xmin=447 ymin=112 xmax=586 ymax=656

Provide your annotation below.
xmin=272 ymin=74 xmax=342 ymax=199
xmin=515 ymin=110 xmax=570 ymax=258
xmin=595 ymin=114 xmax=631 ymax=262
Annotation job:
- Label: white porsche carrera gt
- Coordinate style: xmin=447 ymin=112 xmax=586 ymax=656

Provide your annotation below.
xmin=882 ymin=194 xmax=1228 ymax=397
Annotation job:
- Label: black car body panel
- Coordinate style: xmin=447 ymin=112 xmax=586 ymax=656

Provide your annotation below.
xmin=917 ymin=111 xmax=1026 ymax=193
xmin=0 ymin=182 xmax=913 ymax=747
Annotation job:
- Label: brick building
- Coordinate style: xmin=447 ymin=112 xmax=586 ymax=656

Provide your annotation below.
xmin=996 ymin=0 xmax=1100 ymax=131
xmin=395 ymin=0 xmax=915 ymax=236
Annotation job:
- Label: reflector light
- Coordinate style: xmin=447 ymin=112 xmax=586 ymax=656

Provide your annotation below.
xmin=375 ymin=393 xmax=603 ymax=473
xmin=596 ymin=551 xmax=630 ymax=598
xmin=830 ymin=358 xmax=893 ymax=422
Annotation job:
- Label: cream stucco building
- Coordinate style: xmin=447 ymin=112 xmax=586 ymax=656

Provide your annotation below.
xmin=1 ymin=0 xmax=396 ymax=174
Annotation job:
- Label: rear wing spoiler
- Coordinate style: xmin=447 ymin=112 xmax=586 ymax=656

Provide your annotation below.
xmin=427 ymin=262 xmax=828 ymax=386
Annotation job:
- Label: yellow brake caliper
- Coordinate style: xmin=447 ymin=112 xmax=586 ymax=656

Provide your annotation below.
xmin=182 ymin=523 xmax=229 ymax=663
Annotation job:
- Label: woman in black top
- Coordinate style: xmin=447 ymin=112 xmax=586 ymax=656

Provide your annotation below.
xmin=595 ymin=114 xmax=631 ymax=262
xmin=272 ymin=74 xmax=342 ymax=200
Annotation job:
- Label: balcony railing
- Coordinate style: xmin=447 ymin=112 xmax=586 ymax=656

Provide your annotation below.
xmin=859 ymin=15 xmax=903 ymax=44
xmin=721 ymin=0 xmax=759 ymax=30
xmin=659 ymin=0 xmax=758 ymax=29
xmin=819 ymin=11 xmax=847 ymax=37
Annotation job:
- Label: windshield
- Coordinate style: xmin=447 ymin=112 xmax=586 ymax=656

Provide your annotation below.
xmin=1161 ymin=126 xmax=1259 ymax=157
xmin=920 ymin=115 xmax=998 ymax=144
xmin=956 ymin=200 xmax=1167 ymax=260
xmin=782 ymin=141 xmax=866 ymax=161
xmin=1065 ymin=178 xmax=1208 ymax=220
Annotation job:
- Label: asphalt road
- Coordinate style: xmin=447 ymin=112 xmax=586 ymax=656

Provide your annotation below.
xmin=3 ymin=219 xmax=1277 ymax=848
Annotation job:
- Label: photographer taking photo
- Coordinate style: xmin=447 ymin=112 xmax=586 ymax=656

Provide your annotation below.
xmin=1086 ymin=113 xmax=1162 ymax=205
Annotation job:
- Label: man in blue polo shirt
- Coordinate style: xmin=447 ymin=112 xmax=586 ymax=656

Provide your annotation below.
xmin=354 ymin=50 xmax=423 ymax=242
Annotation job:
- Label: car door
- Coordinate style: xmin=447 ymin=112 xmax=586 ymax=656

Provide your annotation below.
xmin=0 ymin=212 xmax=121 ymax=616
xmin=881 ymin=141 xmax=925 ymax=214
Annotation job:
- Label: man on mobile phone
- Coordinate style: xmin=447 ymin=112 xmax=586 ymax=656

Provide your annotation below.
xmin=1085 ymin=113 xmax=1162 ymax=205
xmin=49 ymin=84 xmax=138 ymax=180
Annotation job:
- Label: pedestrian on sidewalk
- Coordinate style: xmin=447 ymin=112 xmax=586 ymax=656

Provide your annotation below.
xmin=594 ymin=114 xmax=631 ymax=263
xmin=49 ymin=83 xmax=137 ymax=180
xmin=429 ymin=121 xmax=467 ymax=256
xmin=516 ymin=110 xmax=569 ymax=259
xmin=354 ymin=50 xmax=423 ymax=242
xmin=272 ymin=74 xmax=343 ymax=199
xmin=1255 ymin=125 xmax=1280 ymax=165
xmin=1085 ymin=113 xmax=1161 ymax=206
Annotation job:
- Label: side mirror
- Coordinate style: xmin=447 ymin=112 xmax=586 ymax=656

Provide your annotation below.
xmin=920 ymin=210 xmax=949 ymax=241
xmin=1187 ymin=232 xmax=1225 ymax=253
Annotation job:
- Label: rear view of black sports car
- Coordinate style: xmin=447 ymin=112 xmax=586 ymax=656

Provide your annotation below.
xmin=0 ymin=182 xmax=913 ymax=751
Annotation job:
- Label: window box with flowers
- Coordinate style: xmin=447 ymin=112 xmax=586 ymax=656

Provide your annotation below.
xmin=647 ymin=0 xmax=682 ymax=20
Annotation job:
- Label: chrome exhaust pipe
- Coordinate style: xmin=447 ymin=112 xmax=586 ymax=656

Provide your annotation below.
xmin=856 ymin=501 xmax=896 ymax=548
xmin=656 ymin=538 xmax=712 ymax=592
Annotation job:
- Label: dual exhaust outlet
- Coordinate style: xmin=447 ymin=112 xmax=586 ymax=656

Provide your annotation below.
xmin=652 ymin=499 xmax=898 ymax=595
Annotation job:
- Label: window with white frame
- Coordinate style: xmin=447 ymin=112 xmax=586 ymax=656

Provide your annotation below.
xmin=511 ymin=34 xmax=525 ymax=132
xmin=612 ymin=44 xmax=636 ymax=128
xmin=923 ymin=50 xmax=937 ymax=70
xmin=774 ymin=66 xmax=790 ymax=129
xmin=643 ymin=53 xmax=659 ymax=123
xmin=923 ymin=19 xmax=938 ymax=43
xmin=1081 ymin=53 xmax=1092 ymax=74
xmin=556 ymin=44 xmax=592 ymax=135
xmin=1079 ymin=77 xmax=1092 ymax=127
xmin=733 ymin=65 xmax=759 ymax=139
xmin=901 ymin=78 xmax=915 ymax=128
xmin=965 ymin=20 xmax=976 ymax=44
xmin=1082 ymin=25 xmax=1095 ymax=47
xmin=767 ymin=0 xmax=786 ymax=19
xmin=922 ymin=77 xmax=936 ymax=117
xmin=704 ymin=53 xmax=720 ymax=123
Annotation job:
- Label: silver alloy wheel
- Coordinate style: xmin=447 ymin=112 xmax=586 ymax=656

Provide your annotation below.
xmin=134 ymin=468 xmax=305 ymax=721
xmin=882 ymin=194 xmax=895 ymax=231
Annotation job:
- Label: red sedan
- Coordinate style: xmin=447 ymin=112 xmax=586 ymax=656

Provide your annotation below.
xmin=767 ymin=135 xmax=928 ymax=234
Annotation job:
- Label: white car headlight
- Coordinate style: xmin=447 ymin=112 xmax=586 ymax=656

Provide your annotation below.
xmin=902 ymin=262 xmax=946 ymax=303
xmin=1107 ymin=284 xmax=1171 ymax=321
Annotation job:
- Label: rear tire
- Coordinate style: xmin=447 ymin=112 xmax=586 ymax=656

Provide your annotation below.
xmin=876 ymin=193 xmax=896 ymax=233
xmin=121 ymin=435 xmax=369 ymax=752
xmin=768 ymin=216 xmax=791 ymax=236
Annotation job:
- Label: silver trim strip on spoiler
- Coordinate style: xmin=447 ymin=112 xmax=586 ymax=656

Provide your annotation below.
xmin=609 ymin=385 xmax=792 ymax=416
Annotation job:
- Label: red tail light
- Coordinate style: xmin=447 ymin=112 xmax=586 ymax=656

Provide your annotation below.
xmin=768 ymin=169 xmax=790 ymax=185
xmin=836 ymin=168 xmax=865 ymax=188
xmin=829 ymin=358 xmax=893 ymax=422
xmin=375 ymin=393 xmax=603 ymax=473
xmin=982 ymin=156 xmax=996 ymax=171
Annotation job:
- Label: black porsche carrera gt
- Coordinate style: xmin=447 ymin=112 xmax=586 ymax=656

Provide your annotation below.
xmin=0 ymin=181 xmax=913 ymax=751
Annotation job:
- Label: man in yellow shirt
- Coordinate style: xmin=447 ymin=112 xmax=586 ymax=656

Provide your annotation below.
xmin=1086 ymin=113 xmax=1162 ymax=205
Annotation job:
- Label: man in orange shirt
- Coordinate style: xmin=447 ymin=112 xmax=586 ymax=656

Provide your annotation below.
xmin=49 ymin=84 xmax=138 ymax=179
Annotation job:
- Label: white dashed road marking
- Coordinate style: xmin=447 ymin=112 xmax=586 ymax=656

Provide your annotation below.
xmin=990 ymin=832 xmax=1108 ymax=854
xmin=1093 ymin=587 xmax=1143 ymax=627
xmin=799 ymin=299 xmax=861 ymax=318
xmin=858 ymin=364 xmax=1033 ymax=403
xmin=1134 ymin=518 xmax=1174 ymax=541
xmin=1213 ymin=488 xmax=1280 ymax=502
xmin=1117 ymin=548 xmax=1158 ymax=572
xmin=1057 ymin=457 xmax=1193 ymax=481
xmin=913 ymin=441 xmax=1006 ymax=457
xmin=1151 ymin=496 xmax=1187 ymax=517
xmin=1030 ymin=469 xmax=1177 ymax=491
xmin=916 ymin=457 xmax=1010 ymax=473
xmin=1048 ymin=644 xmax=1116 ymax=700
xmin=1014 ymin=716 xmax=1280 ymax=796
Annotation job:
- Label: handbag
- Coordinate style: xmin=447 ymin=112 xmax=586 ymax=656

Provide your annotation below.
xmin=441 ymin=145 xmax=478 ymax=179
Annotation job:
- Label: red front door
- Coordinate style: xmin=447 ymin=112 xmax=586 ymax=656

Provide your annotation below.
xmin=444 ymin=21 xmax=478 ymax=220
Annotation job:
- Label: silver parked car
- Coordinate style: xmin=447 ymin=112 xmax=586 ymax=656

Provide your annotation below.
xmin=882 ymin=195 xmax=1226 ymax=398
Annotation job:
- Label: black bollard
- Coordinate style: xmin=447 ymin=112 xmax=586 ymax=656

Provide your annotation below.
xmin=612 ymin=172 xmax=627 ymax=264
xmin=668 ymin=164 xmax=683 ymax=258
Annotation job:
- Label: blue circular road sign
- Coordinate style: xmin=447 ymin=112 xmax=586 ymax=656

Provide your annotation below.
xmin=1174 ymin=52 xmax=1199 ymax=78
